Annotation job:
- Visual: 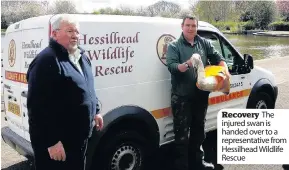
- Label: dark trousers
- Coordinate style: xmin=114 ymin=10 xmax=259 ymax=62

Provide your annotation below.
xmin=31 ymin=139 xmax=88 ymax=170
xmin=171 ymin=90 xmax=210 ymax=170
xmin=283 ymin=164 xmax=289 ymax=170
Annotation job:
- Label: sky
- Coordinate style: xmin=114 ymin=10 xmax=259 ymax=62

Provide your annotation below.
xmin=71 ymin=0 xmax=192 ymax=12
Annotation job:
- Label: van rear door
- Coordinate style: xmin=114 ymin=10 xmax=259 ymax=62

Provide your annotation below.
xmin=3 ymin=22 xmax=25 ymax=139
xmin=20 ymin=22 xmax=48 ymax=141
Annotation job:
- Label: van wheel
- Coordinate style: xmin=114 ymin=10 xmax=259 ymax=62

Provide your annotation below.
xmin=248 ymin=92 xmax=273 ymax=109
xmin=94 ymin=130 xmax=148 ymax=170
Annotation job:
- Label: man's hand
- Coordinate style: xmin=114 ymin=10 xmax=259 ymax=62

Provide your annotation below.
xmin=48 ymin=141 xmax=66 ymax=161
xmin=218 ymin=61 xmax=231 ymax=79
xmin=225 ymin=70 xmax=231 ymax=80
xmin=94 ymin=114 xmax=104 ymax=131
xmin=178 ymin=59 xmax=193 ymax=72
xmin=178 ymin=63 xmax=188 ymax=72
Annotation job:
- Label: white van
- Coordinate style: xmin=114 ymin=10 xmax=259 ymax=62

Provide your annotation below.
xmin=1 ymin=14 xmax=278 ymax=170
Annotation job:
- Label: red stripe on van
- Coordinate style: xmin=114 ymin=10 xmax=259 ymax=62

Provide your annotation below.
xmin=4 ymin=70 xmax=252 ymax=120
xmin=151 ymin=88 xmax=252 ymax=119
xmin=5 ymin=71 xmax=27 ymax=84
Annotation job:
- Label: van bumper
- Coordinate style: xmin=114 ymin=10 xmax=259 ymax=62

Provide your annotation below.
xmin=1 ymin=126 xmax=34 ymax=158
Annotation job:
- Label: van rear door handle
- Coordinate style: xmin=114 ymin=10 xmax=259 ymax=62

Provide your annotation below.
xmin=4 ymin=84 xmax=11 ymax=89
xmin=241 ymin=76 xmax=245 ymax=79
xmin=21 ymin=91 xmax=27 ymax=98
xmin=8 ymin=95 xmax=17 ymax=102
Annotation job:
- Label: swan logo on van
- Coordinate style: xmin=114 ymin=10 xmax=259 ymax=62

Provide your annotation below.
xmin=8 ymin=39 xmax=16 ymax=67
xmin=156 ymin=34 xmax=175 ymax=65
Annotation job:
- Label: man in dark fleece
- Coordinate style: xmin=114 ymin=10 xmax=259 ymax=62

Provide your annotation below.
xmin=26 ymin=14 xmax=103 ymax=170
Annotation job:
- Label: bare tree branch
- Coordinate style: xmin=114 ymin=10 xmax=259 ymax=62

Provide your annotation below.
xmin=48 ymin=0 xmax=77 ymax=14
xmin=1 ymin=1 xmax=48 ymax=26
xmin=147 ymin=1 xmax=181 ymax=17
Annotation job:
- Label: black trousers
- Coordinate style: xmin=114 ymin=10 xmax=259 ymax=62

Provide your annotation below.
xmin=31 ymin=139 xmax=88 ymax=170
xmin=171 ymin=89 xmax=210 ymax=170
xmin=283 ymin=164 xmax=289 ymax=170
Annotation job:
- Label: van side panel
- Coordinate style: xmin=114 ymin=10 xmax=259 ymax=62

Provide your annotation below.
xmin=77 ymin=20 xmax=182 ymax=144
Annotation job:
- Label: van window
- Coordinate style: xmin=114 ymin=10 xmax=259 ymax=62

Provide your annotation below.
xmin=219 ymin=37 xmax=243 ymax=67
xmin=198 ymin=31 xmax=241 ymax=68
xmin=198 ymin=31 xmax=223 ymax=57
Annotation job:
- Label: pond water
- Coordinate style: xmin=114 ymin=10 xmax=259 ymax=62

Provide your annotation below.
xmin=224 ymin=34 xmax=289 ymax=60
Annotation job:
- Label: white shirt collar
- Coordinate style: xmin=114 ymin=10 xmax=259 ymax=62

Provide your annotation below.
xmin=69 ymin=48 xmax=81 ymax=63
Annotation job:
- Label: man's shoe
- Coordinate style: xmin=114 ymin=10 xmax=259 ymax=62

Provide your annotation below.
xmin=190 ymin=160 xmax=215 ymax=170
xmin=200 ymin=160 xmax=215 ymax=170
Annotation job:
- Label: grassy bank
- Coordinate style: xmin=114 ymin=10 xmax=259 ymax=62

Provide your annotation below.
xmin=212 ymin=21 xmax=289 ymax=35
xmin=221 ymin=30 xmax=289 ymax=37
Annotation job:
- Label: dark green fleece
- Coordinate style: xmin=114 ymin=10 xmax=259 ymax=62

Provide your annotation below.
xmin=166 ymin=33 xmax=225 ymax=97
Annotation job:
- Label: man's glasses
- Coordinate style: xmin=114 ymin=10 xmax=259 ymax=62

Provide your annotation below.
xmin=56 ymin=29 xmax=80 ymax=35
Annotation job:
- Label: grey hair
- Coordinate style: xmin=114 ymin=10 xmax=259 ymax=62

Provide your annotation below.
xmin=51 ymin=14 xmax=79 ymax=31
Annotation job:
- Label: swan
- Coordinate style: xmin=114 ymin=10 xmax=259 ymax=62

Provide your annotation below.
xmin=190 ymin=53 xmax=230 ymax=95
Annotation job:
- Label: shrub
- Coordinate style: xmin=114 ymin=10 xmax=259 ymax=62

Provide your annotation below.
xmin=241 ymin=21 xmax=256 ymax=30
xmin=268 ymin=21 xmax=289 ymax=31
xmin=211 ymin=21 xmax=239 ymax=31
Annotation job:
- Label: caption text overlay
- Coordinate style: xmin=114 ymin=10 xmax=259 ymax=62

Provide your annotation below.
xmin=217 ymin=109 xmax=289 ymax=164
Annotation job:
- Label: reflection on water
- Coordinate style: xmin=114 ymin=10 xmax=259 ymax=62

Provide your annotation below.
xmin=224 ymin=34 xmax=289 ymax=60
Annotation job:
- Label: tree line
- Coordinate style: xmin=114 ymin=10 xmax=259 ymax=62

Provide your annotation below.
xmin=1 ymin=0 xmax=77 ymax=29
xmin=2 ymin=0 xmax=289 ymax=31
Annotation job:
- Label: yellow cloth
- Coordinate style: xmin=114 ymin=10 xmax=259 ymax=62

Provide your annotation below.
xmin=190 ymin=54 xmax=230 ymax=95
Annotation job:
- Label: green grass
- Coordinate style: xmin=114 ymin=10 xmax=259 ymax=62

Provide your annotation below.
xmin=211 ymin=22 xmax=240 ymax=30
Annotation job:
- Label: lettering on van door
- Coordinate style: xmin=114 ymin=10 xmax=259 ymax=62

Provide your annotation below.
xmin=22 ymin=39 xmax=43 ymax=68
xmin=230 ymin=82 xmax=243 ymax=88
xmin=79 ymin=32 xmax=140 ymax=77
